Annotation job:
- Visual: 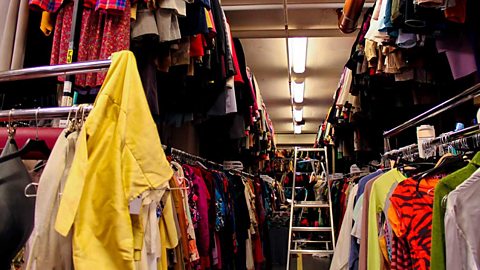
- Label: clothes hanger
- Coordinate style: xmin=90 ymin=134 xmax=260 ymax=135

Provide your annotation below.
xmin=0 ymin=108 xmax=51 ymax=163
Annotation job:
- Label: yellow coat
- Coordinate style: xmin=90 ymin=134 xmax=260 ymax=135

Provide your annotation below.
xmin=55 ymin=51 xmax=173 ymax=270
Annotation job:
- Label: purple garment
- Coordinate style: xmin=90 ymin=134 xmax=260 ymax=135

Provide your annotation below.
xmin=183 ymin=165 xmax=211 ymax=261
xmin=436 ymin=33 xmax=477 ymax=80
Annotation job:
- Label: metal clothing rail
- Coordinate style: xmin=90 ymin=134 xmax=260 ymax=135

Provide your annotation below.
xmin=0 ymin=59 xmax=112 ymax=83
xmin=0 ymin=106 xmax=92 ymax=122
xmin=383 ymin=124 xmax=480 ymax=159
xmin=167 ymin=146 xmax=256 ymax=178
xmin=383 ymin=83 xmax=480 ymax=148
xmin=0 ymin=106 xmax=256 ymax=178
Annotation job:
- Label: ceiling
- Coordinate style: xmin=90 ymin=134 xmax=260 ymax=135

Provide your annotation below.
xmin=222 ymin=0 xmax=371 ymax=142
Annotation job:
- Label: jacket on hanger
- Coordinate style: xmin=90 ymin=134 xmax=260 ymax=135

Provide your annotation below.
xmin=55 ymin=50 xmax=174 ymax=270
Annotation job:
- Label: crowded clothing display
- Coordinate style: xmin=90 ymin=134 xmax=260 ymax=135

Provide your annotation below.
xmin=0 ymin=51 xmax=279 ymax=270
xmin=1 ymin=0 xmax=480 ymax=269
xmin=330 ymin=149 xmax=480 ymax=270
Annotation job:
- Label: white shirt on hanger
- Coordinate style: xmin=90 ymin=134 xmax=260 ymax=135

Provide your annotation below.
xmin=330 ymin=184 xmax=358 ymax=270
xmin=445 ymin=167 xmax=480 ymax=270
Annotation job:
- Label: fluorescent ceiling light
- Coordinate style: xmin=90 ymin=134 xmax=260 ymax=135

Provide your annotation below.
xmin=292 ymin=81 xmax=305 ymax=103
xmin=293 ymin=108 xmax=303 ymax=122
xmin=288 ymin=37 xmax=307 ymax=74
xmin=294 ymin=124 xmax=302 ymax=134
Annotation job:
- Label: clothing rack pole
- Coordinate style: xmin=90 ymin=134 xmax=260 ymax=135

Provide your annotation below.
xmin=0 ymin=106 xmax=256 ymax=178
xmin=382 ymin=82 xmax=480 ymax=150
xmin=62 ymin=0 xmax=85 ymax=106
xmin=167 ymin=146 xmax=255 ymax=178
xmin=383 ymin=124 xmax=480 ymax=158
xmin=0 ymin=60 xmax=112 ymax=82
xmin=0 ymin=106 xmax=92 ymax=122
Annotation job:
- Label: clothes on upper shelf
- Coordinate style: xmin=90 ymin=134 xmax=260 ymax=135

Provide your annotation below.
xmin=49 ymin=0 xmax=131 ymax=87
xmin=25 ymin=0 xmax=276 ymax=163
xmin=316 ymin=0 xmax=480 ymax=150
xmin=330 ymin=152 xmax=480 ymax=270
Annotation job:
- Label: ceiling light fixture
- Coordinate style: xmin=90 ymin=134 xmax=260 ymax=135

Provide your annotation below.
xmin=294 ymin=124 xmax=302 ymax=134
xmin=288 ymin=37 xmax=308 ymax=74
xmin=293 ymin=107 xmax=303 ymax=122
xmin=292 ymin=81 xmax=305 ymax=103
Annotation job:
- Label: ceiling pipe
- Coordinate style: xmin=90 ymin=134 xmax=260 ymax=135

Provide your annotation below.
xmin=225 ymin=3 xmax=343 ymax=11
xmin=338 ymin=0 xmax=367 ymax=33
xmin=222 ymin=2 xmax=374 ymax=11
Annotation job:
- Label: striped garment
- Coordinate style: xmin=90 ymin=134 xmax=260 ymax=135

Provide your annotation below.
xmin=29 ymin=0 xmax=128 ymax=13
xmin=389 ymin=177 xmax=439 ymax=270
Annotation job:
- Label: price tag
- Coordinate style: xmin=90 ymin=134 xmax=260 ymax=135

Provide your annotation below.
xmin=58 ymin=120 xmax=68 ymax=128
xmin=66 ymin=49 xmax=73 ymax=63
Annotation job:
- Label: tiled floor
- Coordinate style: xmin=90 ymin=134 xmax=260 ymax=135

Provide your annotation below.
xmin=273 ymin=255 xmax=331 ymax=270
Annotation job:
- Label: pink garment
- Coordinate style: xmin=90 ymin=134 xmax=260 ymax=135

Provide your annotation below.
xmin=214 ymin=233 xmax=222 ymax=269
xmin=184 ymin=165 xmax=211 ymax=269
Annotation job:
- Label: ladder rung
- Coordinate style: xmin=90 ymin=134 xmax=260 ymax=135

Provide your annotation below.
xmin=292 ymin=239 xmax=331 ymax=243
xmin=294 ymin=202 xmax=329 ymax=208
xmin=289 ymin=250 xmax=334 ymax=255
xmin=292 ymin=227 xmax=332 ymax=232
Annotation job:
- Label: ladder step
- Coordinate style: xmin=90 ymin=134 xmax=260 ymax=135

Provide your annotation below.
xmin=294 ymin=201 xmax=329 ymax=208
xmin=292 ymin=227 xmax=332 ymax=232
xmin=292 ymin=239 xmax=331 ymax=243
xmin=289 ymin=250 xmax=334 ymax=255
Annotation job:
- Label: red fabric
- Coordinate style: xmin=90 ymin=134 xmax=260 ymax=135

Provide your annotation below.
xmin=29 ymin=0 xmax=127 ymax=12
xmin=215 ymin=233 xmax=222 ymax=269
xmin=208 ymin=9 xmax=217 ymax=35
xmin=445 ymin=0 xmax=467 ymax=23
xmin=50 ymin=1 xmax=130 ymax=88
xmin=29 ymin=0 xmax=63 ymax=13
xmin=190 ymin=35 xmax=205 ymax=58
xmin=95 ymin=0 xmax=128 ymax=11
xmin=229 ymin=34 xmax=243 ymax=83
xmin=253 ymin=233 xmax=264 ymax=264
xmin=390 ymin=178 xmax=439 ymax=270
xmin=390 ymin=234 xmax=413 ymax=270
xmin=338 ymin=182 xmax=349 ymax=226
xmin=0 ymin=128 xmax=62 ymax=159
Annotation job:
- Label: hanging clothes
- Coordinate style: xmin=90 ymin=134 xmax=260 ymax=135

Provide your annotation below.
xmin=0 ymin=138 xmax=35 ymax=269
xmin=50 ymin=0 xmax=130 ymax=88
xmin=366 ymin=169 xmax=406 ymax=270
xmin=444 ymin=167 xmax=480 ymax=270
xmin=29 ymin=0 xmax=130 ymax=13
xmin=388 ymin=177 xmax=440 ymax=270
xmin=430 ymin=152 xmax=480 ymax=270
xmin=54 ymin=51 xmax=174 ymax=270
xmin=330 ymin=184 xmax=358 ymax=270
xmin=0 ymin=0 xmax=29 ymax=71
xmin=26 ymin=130 xmax=78 ymax=270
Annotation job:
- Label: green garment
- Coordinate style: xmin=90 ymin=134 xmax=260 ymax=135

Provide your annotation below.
xmin=430 ymin=152 xmax=480 ymax=270
xmin=367 ymin=169 xmax=406 ymax=270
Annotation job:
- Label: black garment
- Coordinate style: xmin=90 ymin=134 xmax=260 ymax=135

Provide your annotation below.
xmin=219 ymin=174 xmax=236 ymax=270
xmin=230 ymin=174 xmax=250 ymax=270
xmin=233 ymin=39 xmax=256 ymax=132
xmin=179 ymin=0 xmax=209 ymax=36
xmin=268 ymin=227 xmax=289 ymax=266
xmin=0 ymin=139 xmax=35 ymax=269
xmin=131 ymin=36 xmax=160 ymax=116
